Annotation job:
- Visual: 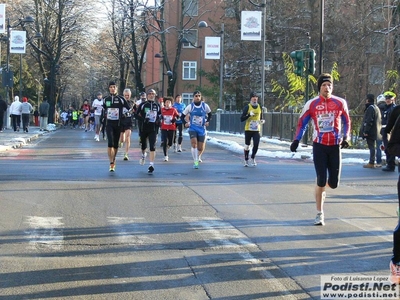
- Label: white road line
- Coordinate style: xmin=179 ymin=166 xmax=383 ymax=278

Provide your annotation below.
xmin=25 ymin=216 xmax=64 ymax=250
xmin=107 ymin=217 xmax=156 ymax=245
xmin=339 ymin=218 xmax=392 ymax=242
xmin=183 ymin=217 xmax=257 ymax=249
xmin=183 ymin=217 xmax=297 ymax=298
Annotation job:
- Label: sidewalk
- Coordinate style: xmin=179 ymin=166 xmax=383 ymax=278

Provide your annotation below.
xmin=0 ymin=126 xmax=52 ymax=152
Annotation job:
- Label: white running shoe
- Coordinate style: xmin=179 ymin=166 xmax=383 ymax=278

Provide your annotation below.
xmin=164 ymin=156 xmax=169 ymax=162
xmin=314 ymin=212 xmax=325 ymax=226
xmin=177 ymin=145 xmax=182 ymax=152
xmin=139 ymin=152 xmax=147 ymax=165
xmin=198 ymin=156 xmax=203 ymax=163
xmin=244 ymin=160 xmax=249 ymax=167
xmin=251 ymin=158 xmax=257 ymax=166
xmin=173 ymin=144 xmax=177 ymax=152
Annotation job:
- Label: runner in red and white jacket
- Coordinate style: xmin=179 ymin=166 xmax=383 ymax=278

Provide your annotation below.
xmin=290 ymin=73 xmax=351 ymax=226
xmin=161 ymin=97 xmax=179 ymax=161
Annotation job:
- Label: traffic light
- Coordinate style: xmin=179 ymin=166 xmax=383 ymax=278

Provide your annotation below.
xmin=290 ymin=50 xmax=304 ymax=76
xmin=309 ymin=49 xmax=316 ymax=75
xmin=2 ymin=70 xmax=13 ymax=88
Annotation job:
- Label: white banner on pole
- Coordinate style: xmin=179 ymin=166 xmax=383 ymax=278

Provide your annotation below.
xmin=241 ymin=11 xmax=262 ymax=41
xmin=10 ymin=30 xmax=26 ymax=54
xmin=204 ymin=36 xmax=221 ymax=60
xmin=0 ymin=4 xmax=5 ymax=34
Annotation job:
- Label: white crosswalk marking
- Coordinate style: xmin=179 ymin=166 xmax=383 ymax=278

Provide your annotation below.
xmin=107 ymin=217 xmax=156 ymax=246
xmin=25 ymin=216 xmax=64 ymax=250
xmin=183 ymin=217 xmax=257 ymax=249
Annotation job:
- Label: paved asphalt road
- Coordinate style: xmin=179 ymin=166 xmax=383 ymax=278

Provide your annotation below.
xmin=0 ymin=126 xmax=399 ymax=299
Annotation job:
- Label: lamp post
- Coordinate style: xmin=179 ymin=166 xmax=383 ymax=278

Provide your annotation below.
xmin=154 ymin=53 xmax=165 ymax=96
xmin=198 ymin=21 xmax=224 ymax=109
xmin=319 ymin=0 xmax=325 ymax=74
xmin=155 ymin=53 xmax=173 ymax=96
xmin=4 ymin=16 xmax=36 ymax=103
xmin=248 ymin=0 xmax=267 ymax=109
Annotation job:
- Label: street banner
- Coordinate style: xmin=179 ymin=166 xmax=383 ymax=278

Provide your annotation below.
xmin=10 ymin=30 xmax=26 ymax=54
xmin=0 ymin=4 xmax=5 ymax=34
xmin=204 ymin=36 xmax=221 ymax=60
xmin=241 ymin=11 xmax=262 ymax=41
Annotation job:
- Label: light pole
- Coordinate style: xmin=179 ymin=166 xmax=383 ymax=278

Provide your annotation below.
xmin=319 ymin=0 xmax=325 ymax=74
xmin=198 ymin=21 xmax=224 ymax=109
xmin=155 ymin=53 xmax=173 ymax=96
xmin=4 ymin=16 xmax=35 ymax=103
xmin=248 ymin=0 xmax=267 ymax=109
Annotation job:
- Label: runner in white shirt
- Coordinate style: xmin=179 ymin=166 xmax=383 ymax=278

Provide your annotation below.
xmin=92 ymin=92 xmax=104 ymax=141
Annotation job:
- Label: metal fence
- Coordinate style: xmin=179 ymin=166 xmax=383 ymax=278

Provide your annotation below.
xmin=209 ymin=111 xmax=364 ymax=145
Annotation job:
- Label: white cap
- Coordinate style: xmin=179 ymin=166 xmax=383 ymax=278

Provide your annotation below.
xmin=377 ymin=94 xmax=385 ymax=103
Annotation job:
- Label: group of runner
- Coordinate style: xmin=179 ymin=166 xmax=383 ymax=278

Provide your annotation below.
xmin=93 ymin=82 xmax=211 ymax=173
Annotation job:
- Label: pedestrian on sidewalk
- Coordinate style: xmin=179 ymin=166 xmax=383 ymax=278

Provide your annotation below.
xmin=240 ymin=91 xmax=265 ymax=167
xmin=0 ymin=96 xmax=7 ymax=132
xmin=381 ymin=91 xmax=397 ymax=172
xmin=290 ymin=73 xmax=351 ymax=226
xmin=21 ymin=97 xmax=33 ymax=133
xmin=376 ymin=94 xmax=386 ymax=166
xmin=33 ymin=107 xmax=39 ymax=127
xmin=10 ymin=96 xmax=22 ymax=132
xmin=102 ymin=81 xmax=130 ymax=172
xmin=360 ymin=94 xmax=381 ymax=168
xmin=39 ymin=97 xmax=50 ymax=131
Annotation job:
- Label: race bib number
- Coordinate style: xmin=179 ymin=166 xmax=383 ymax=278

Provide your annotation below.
xmin=146 ymin=110 xmax=157 ymax=123
xmin=163 ymin=115 xmax=172 ymax=125
xmin=192 ymin=115 xmax=203 ymax=126
xmin=249 ymin=120 xmax=259 ymax=131
xmin=317 ymin=113 xmax=334 ymax=132
xmin=107 ymin=108 xmax=119 ymax=120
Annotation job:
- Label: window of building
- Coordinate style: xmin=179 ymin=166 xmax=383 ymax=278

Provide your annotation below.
xmin=182 ymin=30 xmax=198 ymax=48
xmin=182 ymin=93 xmax=192 ymax=106
xmin=183 ymin=61 xmax=197 ymax=80
xmin=183 ymin=0 xmax=198 ymax=16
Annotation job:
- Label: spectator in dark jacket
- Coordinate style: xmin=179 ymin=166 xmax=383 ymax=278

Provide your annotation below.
xmin=376 ymin=94 xmax=386 ymax=165
xmin=0 ymin=96 xmax=7 ymax=132
xmin=360 ymin=94 xmax=382 ymax=168
xmin=382 ymin=91 xmax=397 ymax=171
xmin=39 ymin=97 xmax=50 ymax=131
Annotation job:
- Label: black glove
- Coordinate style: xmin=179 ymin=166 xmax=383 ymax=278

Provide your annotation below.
xmin=340 ymin=140 xmax=349 ymax=149
xmin=171 ymin=118 xmax=176 ymax=123
xmin=290 ymin=140 xmax=299 ymax=152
